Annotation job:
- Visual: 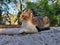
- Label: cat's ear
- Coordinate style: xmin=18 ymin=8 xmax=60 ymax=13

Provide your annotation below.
xmin=27 ymin=9 xmax=32 ymax=15
xmin=27 ymin=9 xmax=33 ymax=18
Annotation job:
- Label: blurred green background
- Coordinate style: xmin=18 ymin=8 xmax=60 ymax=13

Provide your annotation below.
xmin=0 ymin=0 xmax=60 ymax=26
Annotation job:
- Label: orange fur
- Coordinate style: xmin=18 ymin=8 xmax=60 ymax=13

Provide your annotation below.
xmin=43 ymin=16 xmax=48 ymax=25
xmin=20 ymin=12 xmax=32 ymax=21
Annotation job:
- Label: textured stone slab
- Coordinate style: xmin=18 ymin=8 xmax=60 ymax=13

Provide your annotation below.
xmin=0 ymin=27 xmax=60 ymax=45
xmin=0 ymin=28 xmax=21 ymax=34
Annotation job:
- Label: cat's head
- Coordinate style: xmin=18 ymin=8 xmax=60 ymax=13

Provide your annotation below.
xmin=20 ymin=9 xmax=32 ymax=21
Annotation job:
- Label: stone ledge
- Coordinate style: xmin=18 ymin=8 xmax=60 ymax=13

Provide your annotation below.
xmin=0 ymin=25 xmax=21 ymax=28
xmin=0 ymin=27 xmax=60 ymax=45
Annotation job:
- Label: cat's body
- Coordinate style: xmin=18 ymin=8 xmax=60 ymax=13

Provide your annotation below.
xmin=19 ymin=10 xmax=38 ymax=33
xmin=19 ymin=9 xmax=50 ymax=33
xmin=32 ymin=16 xmax=50 ymax=32
xmin=32 ymin=16 xmax=50 ymax=31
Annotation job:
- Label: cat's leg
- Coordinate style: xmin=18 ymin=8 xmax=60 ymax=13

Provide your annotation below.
xmin=19 ymin=28 xmax=28 ymax=33
xmin=19 ymin=28 xmax=38 ymax=33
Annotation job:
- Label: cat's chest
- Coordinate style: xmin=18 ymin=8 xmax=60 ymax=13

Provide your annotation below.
xmin=21 ymin=22 xmax=34 ymax=29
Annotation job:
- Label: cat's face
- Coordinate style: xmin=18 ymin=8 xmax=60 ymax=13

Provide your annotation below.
xmin=20 ymin=9 xmax=32 ymax=21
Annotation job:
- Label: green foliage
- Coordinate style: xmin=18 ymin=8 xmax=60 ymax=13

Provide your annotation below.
xmin=26 ymin=0 xmax=60 ymax=26
xmin=0 ymin=0 xmax=18 ymax=25
xmin=0 ymin=0 xmax=60 ymax=26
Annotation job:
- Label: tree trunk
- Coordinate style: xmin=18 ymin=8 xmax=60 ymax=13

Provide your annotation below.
xmin=19 ymin=0 xmax=22 ymax=11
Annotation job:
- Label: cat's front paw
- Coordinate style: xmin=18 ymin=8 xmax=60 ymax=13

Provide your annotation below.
xmin=19 ymin=30 xmax=24 ymax=33
xmin=19 ymin=28 xmax=27 ymax=33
